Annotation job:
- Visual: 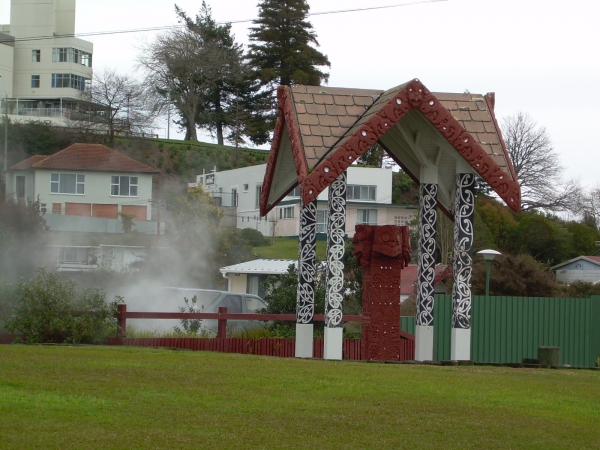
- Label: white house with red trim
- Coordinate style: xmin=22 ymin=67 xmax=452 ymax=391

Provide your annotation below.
xmin=6 ymin=143 xmax=159 ymax=232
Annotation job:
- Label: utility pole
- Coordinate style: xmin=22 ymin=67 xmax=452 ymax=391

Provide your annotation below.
xmin=0 ymin=74 xmax=8 ymax=190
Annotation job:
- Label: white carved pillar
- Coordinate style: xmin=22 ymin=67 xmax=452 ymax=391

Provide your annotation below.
xmin=323 ymin=171 xmax=346 ymax=360
xmin=296 ymin=198 xmax=317 ymax=358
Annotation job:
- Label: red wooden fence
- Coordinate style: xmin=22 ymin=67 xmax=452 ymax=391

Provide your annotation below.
xmin=110 ymin=304 xmax=415 ymax=361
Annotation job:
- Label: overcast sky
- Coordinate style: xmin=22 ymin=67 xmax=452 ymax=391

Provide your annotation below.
xmin=1 ymin=0 xmax=599 ymax=188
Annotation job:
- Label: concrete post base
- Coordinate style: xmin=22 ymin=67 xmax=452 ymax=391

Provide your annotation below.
xmin=415 ymin=325 xmax=434 ymax=361
xmin=295 ymin=323 xmax=314 ymax=358
xmin=451 ymin=327 xmax=471 ymax=361
xmin=323 ymin=327 xmax=343 ymax=360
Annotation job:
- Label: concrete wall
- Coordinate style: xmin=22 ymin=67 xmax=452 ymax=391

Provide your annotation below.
xmin=5 ymin=0 xmax=93 ymax=99
xmin=225 ymin=273 xmax=247 ymax=293
xmin=0 ymin=39 xmax=14 ymax=96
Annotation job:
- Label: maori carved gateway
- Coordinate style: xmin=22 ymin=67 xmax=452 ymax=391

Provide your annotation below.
xmin=353 ymin=225 xmax=411 ymax=360
xmin=260 ymin=79 xmax=521 ymax=361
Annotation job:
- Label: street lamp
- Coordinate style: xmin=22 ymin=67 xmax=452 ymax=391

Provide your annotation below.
xmin=477 ymin=249 xmax=502 ymax=297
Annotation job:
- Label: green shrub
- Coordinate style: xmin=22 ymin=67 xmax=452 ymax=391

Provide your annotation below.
xmin=2 ymin=270 xmax=118 ymax=344
xmin=240 ymin=228 xmax=271 ymax=247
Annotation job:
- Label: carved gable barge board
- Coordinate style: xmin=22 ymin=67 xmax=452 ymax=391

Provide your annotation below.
xmin=261 ymin=79 xmax=521 ymax=216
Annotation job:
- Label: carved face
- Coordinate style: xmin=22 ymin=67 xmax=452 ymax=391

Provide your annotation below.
xmin=352 ymin=225 xmax=374 ymax=267
xmin=372 ymin=225 xmax=403 ymax=258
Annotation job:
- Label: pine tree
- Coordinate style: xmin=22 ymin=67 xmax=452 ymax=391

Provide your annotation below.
xmin=248 ymin=0 xmax=331 ymax=88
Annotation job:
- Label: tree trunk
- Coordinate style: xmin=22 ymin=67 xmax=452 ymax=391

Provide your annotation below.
xmin=216 ymin=122 xmax=224 ymax=146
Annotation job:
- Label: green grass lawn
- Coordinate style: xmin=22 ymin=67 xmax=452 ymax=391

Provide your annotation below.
xmin=254 ymin=237 xmax=327 ymax=260
xmin=1 ymin=346 xmax=599 ymax=449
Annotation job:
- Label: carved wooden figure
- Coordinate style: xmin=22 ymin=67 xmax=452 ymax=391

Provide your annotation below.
xmin=353 ymin=225 xmax=411 ymax=360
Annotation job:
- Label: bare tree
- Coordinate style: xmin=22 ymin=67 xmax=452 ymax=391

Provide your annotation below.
xmin=76 ymin=69 xmax=154 ymax=144
xmin=138 ymin=3 xmax=270 ymax=144
xmin=138 ymin=28 xmax=204 ymax=141
xmin=580 ymin=186 xmax=600 ymax=229
xmin=502 ymin=112 xmax=581 ymax=212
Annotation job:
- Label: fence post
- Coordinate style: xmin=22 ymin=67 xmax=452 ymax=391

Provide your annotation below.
xmin=217 ymin=307 xmax=227 ymax=338
xmin=117 ymin=303 xmax=127 ymax=339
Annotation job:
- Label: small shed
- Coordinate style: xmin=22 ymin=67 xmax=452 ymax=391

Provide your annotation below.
xmin=220 ymin=259 xmax=296 ymax=298
xmin=552 ymin=256 xmax=600 ymax=284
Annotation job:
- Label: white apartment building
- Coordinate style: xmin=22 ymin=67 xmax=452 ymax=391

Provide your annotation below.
xmin=0 ymin=0 xmax=93 ymax=125
xmin=193 ymin=164 xmax=418 ymax=238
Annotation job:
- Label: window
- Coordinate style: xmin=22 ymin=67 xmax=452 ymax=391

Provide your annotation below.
xmin=81 ymin=52 xmax=92 ymax=67
xmin=205 ymin=174 xmax=215 ymax=185
xmin=245 ymin=295 xmax=266 ymax=313
xmin=32 ymin=50 xmax=40 ymax=62
xmin=53 ymin=48 xmax=69 ymax=62
xmin=16 ymin=176 xmax=25 ymax=197
xmin=231 ymin=188 xmax=238 ymax=207
xmin=111 ymin=176 xmax=138 ymax=197
xmin=52 ymin=73 xmax=69 ymax=88
xmin=347 ymin=185 xmax=376 ymax=201
xmin=52 ymin=48 xmax=92 ymax=67
xmin=214 ymin=295 xmax=242 ymax=313
xmin=279 ymin=206 xmax=294 ymax=219
xmin=255 ymin=185 xmax=262 ymax=209
xmin=51 ymin=73 xmax=89 ymax=91
xmin=31 ymin=75 xmax=40 ymax=88
xmin=51 ymin=173 xmax=85 ymax=194
xmin=58 ymin=247 xmax=89 ymax=264
xmin=317 ymin=210 xmax=327 ymax=233
xmin=356 ymin=209 xmax=378 ymax=225
xmin=40 ymin=203 xmax=47 ymax=214
xmin=243 ymin=184 xmax=249 ymax=192
xmin=288 ymin=186 xmax=301 ymax=197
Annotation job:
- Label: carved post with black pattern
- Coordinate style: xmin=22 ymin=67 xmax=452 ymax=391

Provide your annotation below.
xmin=323 ymin=171 xmax=347 ymax=360
xmin=415 ymin=182 xmax=437 ymax=361
xmin=295 ymin=198 xmax=317 ymax=358
xmin=451 ymin=173 xmax=475 ymax=360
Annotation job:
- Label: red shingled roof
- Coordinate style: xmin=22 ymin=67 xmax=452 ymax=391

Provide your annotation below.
xmin=10 ymin=155 xmax=49 ymax=170
xmin=400 ymin=265 xmax=452 ymax=295
xmin=10 ymin=143 xmax=159 ymax=174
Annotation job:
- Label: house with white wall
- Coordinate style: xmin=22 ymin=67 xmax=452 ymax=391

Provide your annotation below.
xmin=552 ymin=256 xmax=600 ymax=284
xmin=220 ymin=259 xmax=296 ymax=298
xmin=0 ymin=0 xmax=93 ymax=125
xmin=194 ymin=164 xmax=418 ymax=238
xmin=6 ymin=143 xmax=159 ymax=231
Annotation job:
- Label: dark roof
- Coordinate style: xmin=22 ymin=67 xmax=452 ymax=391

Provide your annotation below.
xmin=10 ymin=143 xmax=159 ymax=174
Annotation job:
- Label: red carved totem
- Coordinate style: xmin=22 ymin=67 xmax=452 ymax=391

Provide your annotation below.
xmin=353 ymin=225 xmax=411 ymax=360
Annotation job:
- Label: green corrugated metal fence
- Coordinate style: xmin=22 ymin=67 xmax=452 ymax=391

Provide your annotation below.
xmin=400 ymin=295 xmax=600 ymax=367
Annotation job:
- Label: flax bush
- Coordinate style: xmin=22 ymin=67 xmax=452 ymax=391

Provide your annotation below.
xmin=2 ymin=269 xmax=118 ymax=344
